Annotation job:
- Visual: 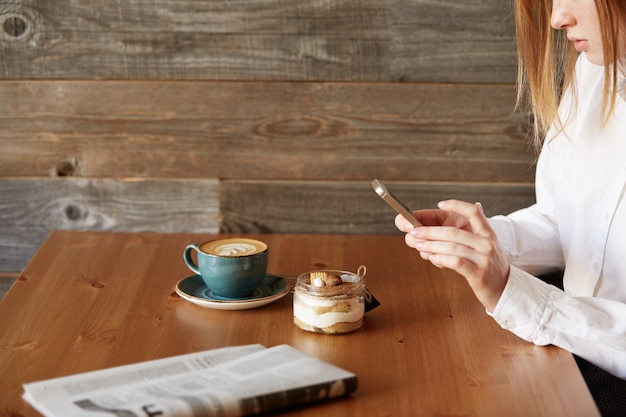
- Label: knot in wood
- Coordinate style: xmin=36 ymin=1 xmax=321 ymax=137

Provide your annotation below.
xmin=0 ymin=8 xmax=38 ymax=42
xmin=65 ymin=204 xmax=86 ymax=222
xmin=3 ymin=15 xmax=27 ymax=37
xmin=56 ymin=160 xmax=76 ymax=177
xmin=256 ymin=116 xmax=351 ymax=140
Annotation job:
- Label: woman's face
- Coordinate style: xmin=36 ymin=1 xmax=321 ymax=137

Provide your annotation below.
xmin=551 ymin=0 xmax=604 ymax=64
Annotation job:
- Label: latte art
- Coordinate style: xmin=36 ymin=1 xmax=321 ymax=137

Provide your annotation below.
xmin=214 ymin=243 xmax=258 ymax=256
xmin=200 ymin=238 xmax=267 ymax=257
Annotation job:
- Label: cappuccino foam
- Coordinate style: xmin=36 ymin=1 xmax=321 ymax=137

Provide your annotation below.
xmin=200 ymin=238 xmax=266 ymax=257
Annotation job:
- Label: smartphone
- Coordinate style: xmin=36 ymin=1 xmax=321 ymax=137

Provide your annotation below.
xmin=371 ymin=179 xmax=422 ymax=227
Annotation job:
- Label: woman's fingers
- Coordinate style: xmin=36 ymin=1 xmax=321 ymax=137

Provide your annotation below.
xmin=410 ymin=222 xmax=491 ymax=257
xmin=395 ymin=209 xmax=464 ymax=233
xmin=437 ymin=200 xmax=493 ymax=238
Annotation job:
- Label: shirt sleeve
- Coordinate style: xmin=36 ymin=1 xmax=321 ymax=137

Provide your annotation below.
xmin=488 ymin=134 xmax=565 ymax=276
xmin=491 ymin=266 xmax=626 ymax=379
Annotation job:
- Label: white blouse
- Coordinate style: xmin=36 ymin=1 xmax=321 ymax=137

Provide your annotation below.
xmin=488 ymin=53 xmax=626 ymax=379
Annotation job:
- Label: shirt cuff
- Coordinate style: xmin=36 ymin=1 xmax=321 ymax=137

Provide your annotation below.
xmin=488 ymin=265 xmax=555 ymax=346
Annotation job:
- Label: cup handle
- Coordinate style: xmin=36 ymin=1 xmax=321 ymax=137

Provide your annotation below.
xmin=183 ymin=244 xmax=201 ymax=275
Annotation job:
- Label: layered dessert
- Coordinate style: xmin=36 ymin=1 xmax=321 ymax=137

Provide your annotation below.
xmin=293 ymin=270 xmax=365 ymax=334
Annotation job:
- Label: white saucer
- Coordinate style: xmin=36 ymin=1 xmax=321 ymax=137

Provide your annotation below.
xmin=175 ymin=275 xmax=290 ymax=310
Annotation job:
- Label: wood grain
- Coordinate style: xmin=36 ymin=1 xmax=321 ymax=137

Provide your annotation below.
xmin=0 ymin=1 xmax=532 ymax=274
xmin=0 ymin=178 xmax=219 ymax=271
xmin=0 ymin=80 xmax=534 ymax=181
xmin=0 ymin=0 xmax=516 ymax=82
xmin=0 ymin=231 xmax=599 ymax=416
xmin=0 ymin=178 xmax=535 ymax=272
xmin=220 ymin=180 xmax=536 ymax=234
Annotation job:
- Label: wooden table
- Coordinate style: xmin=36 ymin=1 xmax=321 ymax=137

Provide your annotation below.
xmin=0 ymin=231 xmax=599 ymax=417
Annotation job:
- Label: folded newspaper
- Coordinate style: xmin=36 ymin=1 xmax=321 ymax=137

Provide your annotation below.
xmin=23 ymin=344 xmax=358 ymax=417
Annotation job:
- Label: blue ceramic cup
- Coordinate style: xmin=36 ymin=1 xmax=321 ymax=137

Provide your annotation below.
xmin=183 ymin=238 xmax=268 ymax=298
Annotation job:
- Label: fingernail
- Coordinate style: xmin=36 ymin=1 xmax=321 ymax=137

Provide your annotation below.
xmin=410 ymin=228 xmax=423 ymax=237
xmin=437 ymin=200 xmax=448 ymax=208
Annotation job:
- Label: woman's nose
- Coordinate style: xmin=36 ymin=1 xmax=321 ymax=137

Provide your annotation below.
xmin=551 ymin=0 xmax=575 ymax=30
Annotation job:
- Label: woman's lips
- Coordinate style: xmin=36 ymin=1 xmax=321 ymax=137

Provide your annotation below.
xmin=571 ymin=38 xmax=588 ymax=52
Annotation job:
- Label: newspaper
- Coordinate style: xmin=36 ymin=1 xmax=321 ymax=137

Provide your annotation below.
xmin=23 ymin=344 xmax=358 ymax=417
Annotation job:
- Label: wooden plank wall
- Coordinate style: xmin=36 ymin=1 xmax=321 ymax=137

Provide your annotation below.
xmin=0 ymin=0 xmax=536 ymax=274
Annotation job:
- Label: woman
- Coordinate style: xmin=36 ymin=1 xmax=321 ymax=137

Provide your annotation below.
xmin=395 ymin=0 xmax=625 ymax=415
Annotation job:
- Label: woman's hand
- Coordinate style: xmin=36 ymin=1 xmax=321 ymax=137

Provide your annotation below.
xmin=395 ymin=200 xmax=510 ymax=312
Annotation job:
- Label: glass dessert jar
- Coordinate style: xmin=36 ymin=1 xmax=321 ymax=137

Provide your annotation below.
xmin=293 ymin=267 xmax=366 ymax=334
